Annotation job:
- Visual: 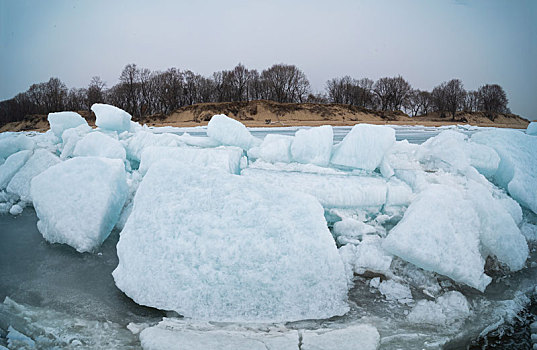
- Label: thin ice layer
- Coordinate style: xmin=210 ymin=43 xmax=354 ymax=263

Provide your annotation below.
xmin=301 ymin=325 xmax=380 ymax=350
xmin=6 ymin=149 xmax=60 ymax=202
xmin=139 ymin=146 xmax=244 ymax=175
xmin=113 ymin=161 xmax=349 ymax=322
xmin=383 ymin=184 xmax=491 ymax=291
xmin=139 ymin=319 xmax=298 ymax=350
xmin=241 ymin=168 xmax=387 ymax=208
xmin=331 ymin=124 xmax=395 ymax=170
xmin=291 ymin=125 xmax=333 ymax=166
xmin=31 ymin=157 xmax=127 ymax=253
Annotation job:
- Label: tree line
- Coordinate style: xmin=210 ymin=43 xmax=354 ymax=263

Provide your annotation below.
xmin=0 ymin=62 xmax=510 ymax=125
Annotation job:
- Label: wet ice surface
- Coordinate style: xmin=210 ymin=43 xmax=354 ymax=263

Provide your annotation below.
xmin=1 ymin=124 xmax=536 ymax=349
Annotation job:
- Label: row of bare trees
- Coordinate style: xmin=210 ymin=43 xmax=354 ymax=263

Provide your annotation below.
xmin=325 ymin=75 xmax=510 ymax=119
xmin=0 ymin=63 xmax=510 ymax=125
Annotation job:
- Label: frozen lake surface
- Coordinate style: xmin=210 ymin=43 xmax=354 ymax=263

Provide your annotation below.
xmin=1 ymin=123 xmax=535 ymax=349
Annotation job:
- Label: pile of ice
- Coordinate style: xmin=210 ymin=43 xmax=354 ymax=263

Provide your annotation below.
xmin=113 ymin=161 xmax=349 ymax=322
xmin=1 ymin=103 xmax=536 ymax=330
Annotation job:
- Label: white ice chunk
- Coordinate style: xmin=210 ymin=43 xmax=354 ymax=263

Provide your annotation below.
xmin=31 ymin=157 xmax=127 ymax=253
xmin=9 ymin=203 xmax=23 ymax=215
xmin=465 ymin=180 xmax=528 ymax=271
xmin=386 ymin=178 xmax=413 ymax=207
xmin=47 ymin=111 xmax=88 ymax=137
xmin=207 ymin=114 xmax=261 ymax=150
xmin=339 ymin=236 xmax=393 ymax=275
xmin=0 ymin=133 xmax=36 ymax=159
xmin=7 ymin=326 xmax=35 ymax=349
xmin=527 ymin=122 xmax=537 ymax=135
xmin=383 ymin=185 xmax=491 ymax=291
xmin=140 ymin=319 xmax=298 ymax=350
xmin=177 ymin=132 xmax=221 ymax=148
xmin=0 ymin=150 xmax=32 ymax=189
xmin=248 ymin=134 xmax=293 ymax=163
xmin=331 ymin=124 xmax=395 ymax=170
xmin=472 ymin=129 xmax=537 ymax=214
xmin=407 ymin=291 xmax=471 ymax=326
xmin=302 ymin=324 xmax=380 ymax=350
xmin=241 ymin=168 xmax=387 ymax=208
xmin=333 ymin=218 xmax=377 ymax=239
xmin=7 ymin=149 xmax=60 ymax=202
xmin=378 ymin=279 xmax=413 ymax=304
xmin=123 ymin=130 xmax=184 ymax=162
xmin=59 ymin=124 xmax=92 ymax=159
xmin=113 ymin=161 xmax=348 ymax=322
xmin=139 ymin=146 xmax=243 ymax=175
xmin=73 ymin=132 xmax=126 ymax=161
xmin=92 ymin=103 xmax=132 ymax=132
xmin=418 ymin=130 xmax=500 ymax=178
xmin=290 ymin=125 xmax=333 ymax=166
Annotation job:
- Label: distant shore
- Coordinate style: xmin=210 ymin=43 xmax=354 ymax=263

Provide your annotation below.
xmin=0 ymin=100 xmax=530 ymax=133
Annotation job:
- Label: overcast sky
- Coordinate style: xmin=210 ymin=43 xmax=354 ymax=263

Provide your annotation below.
xmin=1 ymin=0 xmax=536 ymax=119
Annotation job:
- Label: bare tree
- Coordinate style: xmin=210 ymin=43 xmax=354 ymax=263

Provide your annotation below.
xmin=373 ymin=76 xmax=412 ymax=111
xmin=87 ymin=76 xmax=106 ymax=108
xmin=477 ymin=84 xmax=509 ymax=118
xmin=261 ymin=64 xmax=310 ymax=103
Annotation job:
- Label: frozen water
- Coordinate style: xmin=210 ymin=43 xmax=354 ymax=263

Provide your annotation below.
xmin=290 ymin=125 xmax=333 ymax=166
xmin=6 ymin=149 xmax=60 ymax=202
xmin=207 ymin=114 xmax=261 ymax=150
xmin=113 ymin=160 xmax=349 ymax=322
xmin=139 ymin=319 xmax=298 ymax=350
xmin=527 ymin=122 xmax=537 ymax=135
xmin=7 ymin=325 xmax=35 ymax=349
xmin=59 ymin=124 xmax=92 ymax=159
xmin=472 ymin=129 xmax=537 ymax=214
xmin=331 ymin=124 xmax=395 ymax=170
xmin=31 ymin=157 xmax=127 ymax=253
xmin=333 ymin=218 xmax=377 ymax=240
xmin=248 ymin=134 xmax=293 ymax=163
xmin=0 ymin=150 xmax=32 ymax=189
xmin=301 ymin=324 xmax=380 ymax=350
xmin=418 ymin=130 xmax=500 ymax=178
xmin=92 ymin=103 xmax=132 ymax=132
xmin=47 ymin=111 xmax=88 ymax=137
xmin=177 ymin=132 xmax=221 ymax=148
xmin=123 ymin=130 xmax=184 ymax=162
xmin=0 ymin=133 xmax=35 ymax=159
xmin=73 ymin=131 xmax=127 ymax=161
xmin=241 ymin=168 xmax=388 ymax=209
xmin=383 ymin=184 xmax=491 ymax=291
xmin=338 ymin=235 xmax=393 ymax=275
xmin=465 ymin=179 xmax=528 ymax=271
xmin=377 ymin=279 xmax=413 ymax=304
xmin=407 ymin=291 xmax=471 ymax=326
xmin=138 ymin=146 xmax=244 ymax=175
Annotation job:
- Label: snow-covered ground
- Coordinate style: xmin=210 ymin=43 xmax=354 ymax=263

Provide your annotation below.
xmin=0 ymin=105 xmax=536 ymax=349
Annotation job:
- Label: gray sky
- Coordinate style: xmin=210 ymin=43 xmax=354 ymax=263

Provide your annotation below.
xmin=1 ymin=0 xmax=536 ymax=120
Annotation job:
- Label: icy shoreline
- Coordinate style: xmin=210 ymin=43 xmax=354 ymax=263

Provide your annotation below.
xmin=1 ymin=105 xmax=536 ymax=349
